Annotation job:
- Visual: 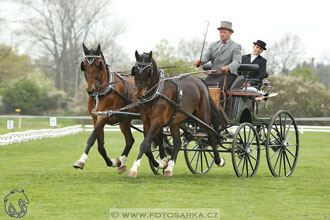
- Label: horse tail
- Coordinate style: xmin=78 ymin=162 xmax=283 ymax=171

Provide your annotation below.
xmin=209 ymin=92 xmax=227 ymax=132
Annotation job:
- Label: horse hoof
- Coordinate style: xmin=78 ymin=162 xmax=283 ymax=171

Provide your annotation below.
xmin=127 ymin=170 xmax=137 ymax=178
xmin=218 ymin=158 xmax=226 ymax=167
xmin=73 ymin=161 xmax=84 ymax=169
xmin=164 ymin=170 xmax=173 ymax=178
xmin=118 ymin=165 xmax=127 ymax=174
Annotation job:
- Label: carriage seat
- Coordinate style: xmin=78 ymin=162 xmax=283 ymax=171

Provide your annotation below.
xmin=202 ymin=63 xmax=260 ymax=90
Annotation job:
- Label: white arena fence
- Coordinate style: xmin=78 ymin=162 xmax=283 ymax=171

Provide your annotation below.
xmin=82 ymin=124 xmax=330 ymax=133
xmin=0 ymin=125 xmax=83 ymax=146
xmin=1 ymin=115 xmax=330 ymax=146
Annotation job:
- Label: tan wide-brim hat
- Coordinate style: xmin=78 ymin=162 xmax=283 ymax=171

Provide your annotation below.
xmin=217 ymin=21 xmax=234 ymax=33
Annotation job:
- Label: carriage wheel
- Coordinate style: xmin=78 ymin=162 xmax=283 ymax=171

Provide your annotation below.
xmin=184 ymin=134 xmax=215 ymax=174
xmin=148 ymin=135 xmax=173 ymax=175
xmin=231 ymin=122 xmax=260 ymax=178
xmin=266 ymin=110 xmax=299 ymax=177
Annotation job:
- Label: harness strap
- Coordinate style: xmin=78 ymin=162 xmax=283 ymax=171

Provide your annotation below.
xmin=165 ymin=79 xmax=182 ymax=126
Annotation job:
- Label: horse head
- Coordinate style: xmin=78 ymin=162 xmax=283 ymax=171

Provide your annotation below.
xmin=81 ymin=43 xmax=106 ymax=96
xmin=131 ymin=50 xmax=157 ymax=98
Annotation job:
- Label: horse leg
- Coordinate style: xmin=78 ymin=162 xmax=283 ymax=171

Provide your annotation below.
xmin=207 ymin=131 xmax=225 ymax=167
xmin=152 ymin=131 xmax=169 ymax=169
xmin=197 ymin=92 xmax=226 ymax=167
xmin=96 ymin=126 xmax=116 ymax=167
xmin=117 ymin=119 xmax=135 ymax=174
xmin=73 ymin=122 xmax=111 ymax=169
xmin=127 ymin=123 xmax=161 ymax=178
xmin=164 ymin=124 xmax=181 ymax=177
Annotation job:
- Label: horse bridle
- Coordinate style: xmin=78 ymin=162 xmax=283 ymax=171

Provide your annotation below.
xmin=134 ymin=61 xmax=153 ymax=89
xmin=83 ymin=55 xmax=103 ymax=89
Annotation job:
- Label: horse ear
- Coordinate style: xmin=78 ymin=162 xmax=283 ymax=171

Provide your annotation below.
xmin=97 ymin=44 xmax=101 ymax=53
xmin=99 ymin=62 xmax=103 ymax=70
xmin=83 ymin=43 xmax=88 ymax=55
xmin=80 ymin=62 xmax=85 ymax=71
xmin=135 ymin=50 xmax=139 ymax=60
xmin=131 ymin=66 xmax=136 ymax=76
xmin=148 ymin=51 xmax=152 ymax=61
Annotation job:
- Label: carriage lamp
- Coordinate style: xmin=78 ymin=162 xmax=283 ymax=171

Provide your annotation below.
xmin=260 ymin=80 xmax=271 ymax=95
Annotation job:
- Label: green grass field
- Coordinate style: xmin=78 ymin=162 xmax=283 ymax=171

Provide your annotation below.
xmin=0 ymin=130 xmax=329 ymax=219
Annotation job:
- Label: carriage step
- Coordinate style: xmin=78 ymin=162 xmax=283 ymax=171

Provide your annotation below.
xmin=192 ymin=133 xmax=208 ymax=138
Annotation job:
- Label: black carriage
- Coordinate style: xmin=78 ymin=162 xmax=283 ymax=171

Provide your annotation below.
xmin=149 ymin=64 xmax=299 ymax=178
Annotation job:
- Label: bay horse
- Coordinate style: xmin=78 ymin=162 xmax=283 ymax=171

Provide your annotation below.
xmin=127 ymin=51 xmax=227 ymax=178
xmin=73 ymin=43 xmax=138 ymax=173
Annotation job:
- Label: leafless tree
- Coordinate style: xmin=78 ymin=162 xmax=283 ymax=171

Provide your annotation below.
xmin=15 ymin=0 xmax=126 ymax=95
xmin=265 ymin=33 xmax=304 ymax=75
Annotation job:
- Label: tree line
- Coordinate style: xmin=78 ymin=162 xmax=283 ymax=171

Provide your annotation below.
xmin=0 ymin=0 xmax=330 ymax=118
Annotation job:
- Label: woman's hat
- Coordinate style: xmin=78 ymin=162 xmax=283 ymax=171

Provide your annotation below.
xmin=253 ymin=40 xmax=267 ymax=50
xmin=217 ymin=21 xmax=234 ymax=33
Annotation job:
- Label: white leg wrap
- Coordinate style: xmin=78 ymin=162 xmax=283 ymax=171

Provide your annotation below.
xmin=130 ymin=159 xmax=141 ymax=172
xmin=78 ymin=153 xmax=88 ymax=163
xmin=165 ymin=160 xmax=175 ymax=172
xmin=218 ymin=158 xmax=226 ymax=167
xmin=119 ymin=155 xmax=127 ymax=166
xmin=157 ymin=157 xmax=169 ymax=168
xmin=158 ymin=160 xmax=165 ymax=169
xmin=111 ymin=158 xmax=120 ymax=167
xmin=161 ymin=157 xmax=169 ymax=163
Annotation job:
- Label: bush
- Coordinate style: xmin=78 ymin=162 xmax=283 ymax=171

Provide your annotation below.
xmin=258 ymin=75 xmax=330 ymax=118
xmin=44 ymin=90 xmax=68 ymax=114
xmin=2 ymin=80 xmax=47 ymax=115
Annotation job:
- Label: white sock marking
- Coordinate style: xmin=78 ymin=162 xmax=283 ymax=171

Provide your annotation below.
xmin=78 ymin=152 xmax=88 ymax=163
xmin=130 ymin=159 xmax=141 ymax=172
xmin=119 ymin=155 xmax=127 ymax=166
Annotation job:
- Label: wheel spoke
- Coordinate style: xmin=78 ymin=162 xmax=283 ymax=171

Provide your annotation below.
xmin=237 ymin=155 xmax=244 ymax=169
xmin=274 ymin=123 xmax=282 ymax=140
xmin=203 ymin=151 xmax=210 ymax=169
xmin=200 ymin=149 xmax=203 ymax=172
xmin=189 ymin=144 xmax=199 ymax=164
xmin=249 ymin=154 xmax=258 ymax=162
xmin=284 ymin=150 xmax=293 ymax=171
xmin=283 ymin=115 xmax=287 ymax=138
xmin=278 ymin=149 xmax=283 ymax=176
xmin=284 ymin=119 xmax=293 ymax=140
xmin=241 ymin=156 xmax=246 ymax=177
xmin=273 ymin=148 xmax=282 ymax=170
xmin=207 ymin=151 xmax=214 ymax=158
xmin=243 ymin=127 xmax=247 ymax=144
xmin=286 ymin=131 xmax=295 ymax=142
xmin=246 ymin=157 xmax=249 ymax=177
xmin=194 ymin=150 xmax=201 ymax=172
xmin=270 ymin=131 xmax=282 ymax=144
xmin=235 ymin=152 xmax=246 ymax=158
xmin=247 ymin=133 xmax=256 ymax=149
xmin=247 ymin=126 xmax=251 ymax=147
xmin=247 ymin=156 xmax=255 ymax=173
xmin=238 ymin=133 xmax=244 ymax=146
xmin=270 ymin=148 xmax=281 ymax=160
xmin=286 ymin=147 xmax=297 ymax=159
xmin=250 ymin=144 xmax=259 ymax=152
xmin=283 ymin=150 xmax=287 ymax=176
